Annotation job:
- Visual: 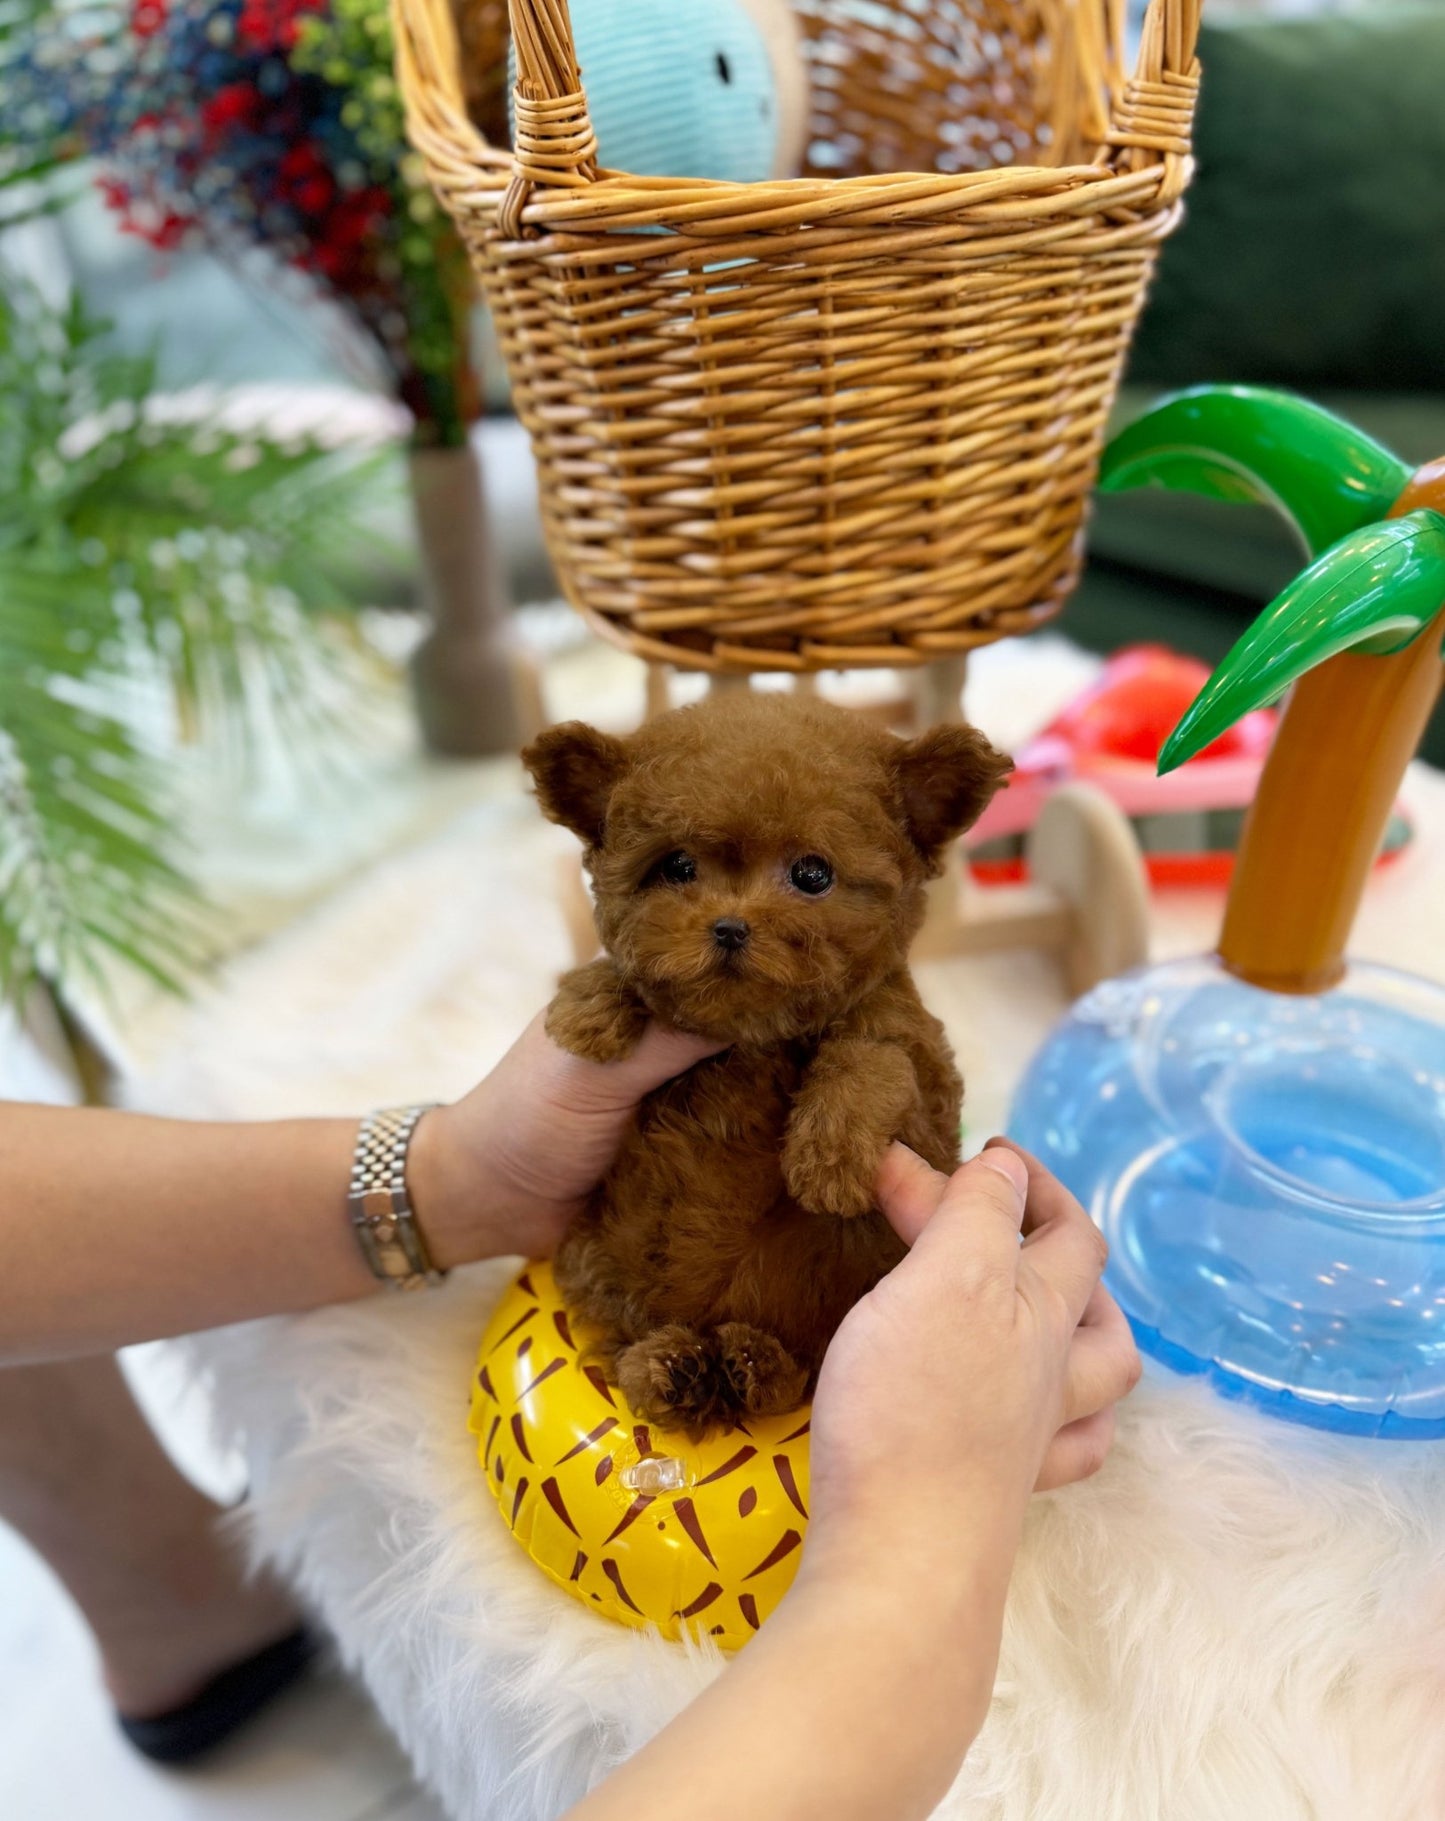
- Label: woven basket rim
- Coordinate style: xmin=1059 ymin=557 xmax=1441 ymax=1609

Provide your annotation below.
xmin=404 ymin=139 xmax=1192 ymax=242
xmin=398 ymin=0 xmax=1205 ymax=232
xmin=420 ymin=154 xmax=1155 ymax=203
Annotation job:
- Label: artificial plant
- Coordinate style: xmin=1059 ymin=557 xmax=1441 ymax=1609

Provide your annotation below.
xmin=1102 ymin=386 xmax=1445 ymax=995
xmin=6 ymin=0 xmax=477 ymax=443
xmin=2 ymin=0 xmax=519 ymax=754
xmin=0 ymin=269 xmax=387 ymax=1019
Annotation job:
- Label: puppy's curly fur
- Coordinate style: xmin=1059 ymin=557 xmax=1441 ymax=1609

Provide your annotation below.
xmin=523 ymin=693 xmax=1011 ymax=1435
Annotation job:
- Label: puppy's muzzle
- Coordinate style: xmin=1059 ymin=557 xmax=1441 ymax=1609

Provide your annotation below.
xmin=711 ymin=917 xmax=750 ymax=953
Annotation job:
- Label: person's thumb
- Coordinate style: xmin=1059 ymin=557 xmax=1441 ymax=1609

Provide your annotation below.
xmin=570 ymin=1021 xmax=726 ymax=1109
xmin=905 ymin=1144 xmax=1029 ymax=1264
xmin=876 ymin=1143 xmax=949 ymax=1246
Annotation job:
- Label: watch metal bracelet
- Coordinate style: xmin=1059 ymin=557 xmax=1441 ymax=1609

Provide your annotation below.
xmin=348 ymin=1104 xmax=447 ymax=1290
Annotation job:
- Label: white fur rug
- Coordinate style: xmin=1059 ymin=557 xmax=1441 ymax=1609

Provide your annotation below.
xmin=194 ymin=1287 xmax=1445 ymax=1821
xmin=119 ymin=639 xmax=1445 ymax=1821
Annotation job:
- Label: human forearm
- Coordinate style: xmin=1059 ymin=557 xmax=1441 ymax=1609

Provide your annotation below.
xmin=1 ymin=1106 xmax=384 ymax=1360
xmin=0 ymin=1013 xmax=723 ymax=1363
xmin=567 ymin=1520 xmax=1017 ymax=1821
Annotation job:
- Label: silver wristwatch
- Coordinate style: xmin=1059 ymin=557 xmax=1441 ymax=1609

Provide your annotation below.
xmin=348 ymin=1104 xmax=447 ymax=1291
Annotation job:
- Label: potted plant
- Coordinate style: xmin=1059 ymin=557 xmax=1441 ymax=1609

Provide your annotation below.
xmin=3 ymin=0 xmax=520 ymax=755
xmin=0 ymin=270 xmax=386 ymax=1091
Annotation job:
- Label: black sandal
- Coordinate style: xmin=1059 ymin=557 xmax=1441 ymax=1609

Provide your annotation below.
xmin=117 ymin=1625 xmax=319 ymax=1765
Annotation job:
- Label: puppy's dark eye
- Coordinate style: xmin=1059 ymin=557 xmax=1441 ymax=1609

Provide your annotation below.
xmin=789 ymin=855 xmax=833 ymax=896
xmin=657 ymin=850 xmax=697 ymax=885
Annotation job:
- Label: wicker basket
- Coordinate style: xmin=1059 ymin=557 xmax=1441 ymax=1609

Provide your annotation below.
xmin=396 ymin=0 xmax=1202 ymax=672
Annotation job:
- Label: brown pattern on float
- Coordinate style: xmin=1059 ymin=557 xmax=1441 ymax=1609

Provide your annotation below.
xmin=675 ymin=1581 xmax=724 ymax=1619
xmin=693 ymin=1445 xmax=758 ymax=1486
xmin=476 ymin=1364 xmax=496 ymax=1401
xmin=511 ymin=1415 xmax=534 ymax=1463
xmin=673 ymin=1498 xmax=718 ymax=1570
xmin=773 ymin=1454 xmax=808 ymax=1520
xmin=510 ymin=1478 xmax=528 ymax=1529
xmin=553 ymin=1309 xmax=575 ymax=1350
xmin=583 ymin=1365 xmax=616 ymax=1407
xmin=738 ymin=1486 xmax=758 ymax=1519
xmin=555 ymin=1418 xmax=618 ymax=1466
xmin=541 ymin=1477 xmax=581 ymax=1538
xmin=601 ymin=1558 xmax=643 ymax=1616
xmin=486 ymin=1305 xmax=539 ymax=1354
xmin=744 ymin=1529 xmax=803 ymax=1580
xmin=569 ymin=1551 xmax=588 ymax=1582
xmin=780 ymin=1420 xmax=811 ymax=1444
xmin=594 ymin=1455 xmax=613 ymax=1486
xmin=738 ymin=1593 xmax=761 ymax=1632
xmin=516 ymin=1273 xmax=536 ymax=1298
xmin=485 ymin=1414 xmax=501 ymax=1461
xmin=518 ymin=1356 xmax=568 ymax=1399
xmin=603 ymin=1493 xmax=655 ymax=1545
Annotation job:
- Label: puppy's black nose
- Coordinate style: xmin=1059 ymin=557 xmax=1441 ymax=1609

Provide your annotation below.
xmin=712 ymin=917 xmax=750 ymax=952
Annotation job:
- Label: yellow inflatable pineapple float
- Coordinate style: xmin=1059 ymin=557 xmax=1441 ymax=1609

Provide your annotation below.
xmin=471 ymin=1263 xmax=812 ymax=1649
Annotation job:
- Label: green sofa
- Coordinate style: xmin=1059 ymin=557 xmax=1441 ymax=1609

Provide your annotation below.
xmin=1071 ymin=5 xmax=1445 ymax=764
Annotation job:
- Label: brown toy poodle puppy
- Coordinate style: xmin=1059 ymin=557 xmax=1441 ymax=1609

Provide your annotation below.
xmin=523 ymin=691 xmax=1011 ymax=1435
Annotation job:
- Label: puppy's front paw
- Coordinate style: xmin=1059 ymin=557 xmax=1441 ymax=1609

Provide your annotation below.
xmin=782 ymin=1109 xmax=884 ymax=1218
xmin=546 ymin=959 xmax=648 ymax=1063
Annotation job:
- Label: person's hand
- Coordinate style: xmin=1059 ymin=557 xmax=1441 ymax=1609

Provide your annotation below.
xmin=409 ymin=1011 xmax=723 ymax=1267
xmin=802 ymin=1137 xmax=1141 ymax=1588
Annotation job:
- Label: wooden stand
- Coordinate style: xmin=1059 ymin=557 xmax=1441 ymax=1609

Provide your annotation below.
xmin=561 ymin=660 xmax=1151 ymax=995
xmin=913 ymin=783 xmax=1150 ymax=995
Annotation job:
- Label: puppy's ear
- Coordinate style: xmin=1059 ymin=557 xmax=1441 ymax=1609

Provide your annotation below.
xmin=522 ymin=722 xmax=630 ymax=846
xmin=893 ymin=724 xmax=1012 ymax=862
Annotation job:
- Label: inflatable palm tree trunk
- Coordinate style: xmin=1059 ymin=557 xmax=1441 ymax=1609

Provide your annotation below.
xmin=1010 ymin=389 xmax=1445 ymax=1439
xmin=1106 ymin=388 xmax=1445 ymax=994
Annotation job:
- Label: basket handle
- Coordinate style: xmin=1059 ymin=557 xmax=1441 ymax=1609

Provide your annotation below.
xmin=392 ymin=0 xmax=477 ymax=153
xmin=498 ymin=0 xmax=599 ymax=236
xmin=1105 ymin=0 xmax=1203 ymax=204
xmin=390 ymin=0 xmax=597 ymax=236
xmin=393 ymin=0 xmax=1200 ymax=234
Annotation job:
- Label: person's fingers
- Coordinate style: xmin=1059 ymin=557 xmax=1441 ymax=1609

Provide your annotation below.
xmin=985 ymin=1136 xmax=1107 ymax=1325
xmin=1062 ymin=1291 xmax=1141 ymax=1424
xmin=1034 ymin=1407 xmax=1116 ymax=1492
xmin=905 ymin=1147 xmax=1030 ymax=1276
xmin=875 ymin=1143 xmax=949 ymax=1246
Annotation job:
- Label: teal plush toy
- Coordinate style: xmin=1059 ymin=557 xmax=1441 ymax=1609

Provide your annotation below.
xmin=509 ymin=0 xmax=808 ymax=183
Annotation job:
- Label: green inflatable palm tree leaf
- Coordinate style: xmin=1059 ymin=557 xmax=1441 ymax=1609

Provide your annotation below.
xmin=1158 ymin=509 xmax=1445 ymax=775
xmin=1101 ymin=387 xmax=1411 ymax=560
